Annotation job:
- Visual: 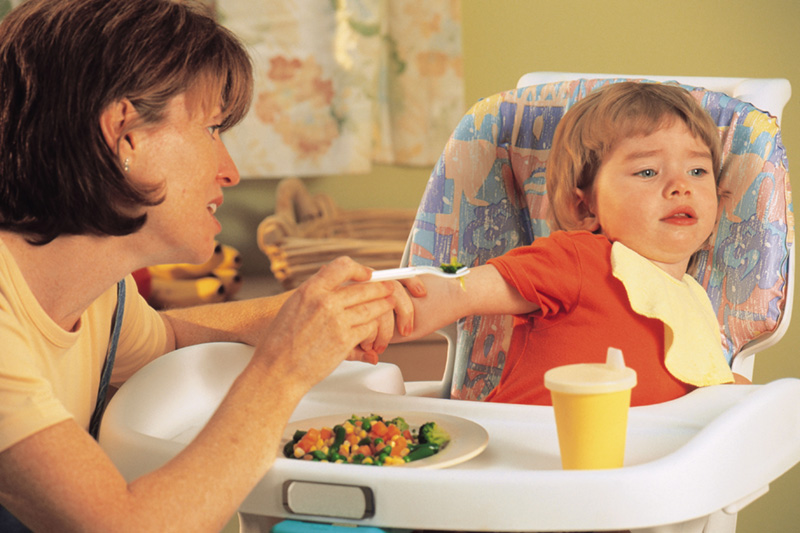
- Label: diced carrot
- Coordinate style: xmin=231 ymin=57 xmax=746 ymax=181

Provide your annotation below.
xmin=296 ymin=427 xmax=322 ymax=453
xmin=358 ymin=445 xmax=373 ymax=457
xmin=346 ymin=433 xmax=360 ymax=445
xmin=384 ymin=424 xmax=400 ymax=440
xmin=370 ymin=420 xmax=388 ymax=437
xmin=320 ymin=427 xmax=333 ymax=440
xmin=390 ymin=436 xmax=408 ymax=457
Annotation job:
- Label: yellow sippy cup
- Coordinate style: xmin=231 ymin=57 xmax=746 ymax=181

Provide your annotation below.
xmin=544 ymin=347 xmax=637 ymax=469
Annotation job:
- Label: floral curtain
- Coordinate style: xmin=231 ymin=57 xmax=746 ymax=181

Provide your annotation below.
xmin=216 ymin=0 xmax=464 ymax=178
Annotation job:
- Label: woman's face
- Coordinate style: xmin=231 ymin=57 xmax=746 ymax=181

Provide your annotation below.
xmin=127 ymin=91 xmax=240 ymax=265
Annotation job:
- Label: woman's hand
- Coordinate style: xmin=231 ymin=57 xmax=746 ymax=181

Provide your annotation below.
xmin=251 ymin=257 xmax=398 ymax=388
xmin=353 ymin=276 xmax=427 ymax=363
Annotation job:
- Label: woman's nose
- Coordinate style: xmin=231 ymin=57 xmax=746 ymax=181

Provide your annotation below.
xmin=216 ymin=141 xmax=240 ymax=187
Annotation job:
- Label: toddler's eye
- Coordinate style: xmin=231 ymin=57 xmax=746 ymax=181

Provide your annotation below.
xmin=636 ymin=169 xmax=657 ymax=178
xmin=689 ymin=168 xmax=709 ymax=177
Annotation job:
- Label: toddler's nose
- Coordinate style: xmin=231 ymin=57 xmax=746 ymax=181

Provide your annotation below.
xmin=667 ymin=174 xmax=692 ymax=196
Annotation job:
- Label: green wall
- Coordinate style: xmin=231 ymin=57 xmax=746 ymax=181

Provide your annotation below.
xmin=219 ymin=1 xmax=800 ymax=530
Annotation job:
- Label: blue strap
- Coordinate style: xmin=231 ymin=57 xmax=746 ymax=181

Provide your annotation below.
xmin=0 ymin=281 xmax=126 ymax=530
xmin=0 ymin=507 xmax=31 ymax=533
xmin=89 ymin=280 xmax=126 ymax=439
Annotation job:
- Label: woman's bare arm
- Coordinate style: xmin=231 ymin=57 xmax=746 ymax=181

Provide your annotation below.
xmin=0 ymin=258 xmax=396 ymax=532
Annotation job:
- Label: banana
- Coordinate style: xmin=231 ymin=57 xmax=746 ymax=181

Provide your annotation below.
xmin=218 ymin=243 xmax=242 ymax=270
xmin=148 ymin=243 xmax=225 ymax=280
xmin=148 ymin=276 xmax=227 ymax=308
xmin=211 ymin=267 xmax=243 ymax=298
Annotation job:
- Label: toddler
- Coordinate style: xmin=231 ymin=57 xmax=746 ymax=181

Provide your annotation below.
xmin=397 ymin=82 xmax=745 ymax=406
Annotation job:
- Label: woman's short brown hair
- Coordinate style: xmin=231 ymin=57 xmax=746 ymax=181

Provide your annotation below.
xmin=0 ymin=0 xmax=253 ymax=244
xmin=546 ymin=81 xmax=722 ymax=231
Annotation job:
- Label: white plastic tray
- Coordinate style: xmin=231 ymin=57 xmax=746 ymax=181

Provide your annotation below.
xmin=99 ymin=342 xmax=800 ymax=531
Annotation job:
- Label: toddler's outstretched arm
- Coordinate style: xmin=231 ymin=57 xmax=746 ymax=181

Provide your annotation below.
xmin=393 ymin=264 xmax=539 ymax=343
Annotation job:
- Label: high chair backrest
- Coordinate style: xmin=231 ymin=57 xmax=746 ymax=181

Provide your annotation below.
xmin=404 ymin=73 xmax=793 ymax=401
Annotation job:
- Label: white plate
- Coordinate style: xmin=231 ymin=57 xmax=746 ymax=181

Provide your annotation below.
xmin=281 ymin=411 xmax=489 ymax=469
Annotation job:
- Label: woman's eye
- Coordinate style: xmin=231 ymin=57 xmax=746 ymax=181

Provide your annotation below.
xmin=636 ymin=169 xmax=657 ymax=178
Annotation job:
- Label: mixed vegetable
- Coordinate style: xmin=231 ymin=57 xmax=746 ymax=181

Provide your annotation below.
xmin=440 ymin=260 xmax=467 ymax=290
xmin=283 ymin=414 xmax=450 ymax=466
xmin=439 ymin=261 xmax=464 ymax=274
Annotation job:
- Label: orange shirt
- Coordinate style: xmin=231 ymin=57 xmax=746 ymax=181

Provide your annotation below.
xmin=484 ymin=231 xmax=694 ymax=406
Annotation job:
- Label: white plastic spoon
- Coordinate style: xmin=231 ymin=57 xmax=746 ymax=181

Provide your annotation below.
xmin=368 ymin=265 xmax=471 ymax=282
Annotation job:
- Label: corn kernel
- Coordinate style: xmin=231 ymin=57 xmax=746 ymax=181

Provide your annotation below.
xmin=293 ymin=447 xmax=305 ymax=458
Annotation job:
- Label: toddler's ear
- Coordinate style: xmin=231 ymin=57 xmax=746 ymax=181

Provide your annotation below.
xmin=571 ymin=188 xmax=600 ymax=232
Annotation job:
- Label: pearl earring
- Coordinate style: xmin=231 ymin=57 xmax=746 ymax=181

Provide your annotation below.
xmin=123 ymin=158 xmax=130 ymax=173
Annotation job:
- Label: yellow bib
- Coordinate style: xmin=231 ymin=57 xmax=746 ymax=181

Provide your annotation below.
xmin=610 ymin=242 xmax=734 ymax=387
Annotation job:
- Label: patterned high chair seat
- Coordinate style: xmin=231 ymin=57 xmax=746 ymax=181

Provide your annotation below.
xmin=407 ymin=78 xmax=793 ymax=401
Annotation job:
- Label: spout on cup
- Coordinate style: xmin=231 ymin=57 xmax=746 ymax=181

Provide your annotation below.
xmin=606 ymin=347 xmax=625 ymax=370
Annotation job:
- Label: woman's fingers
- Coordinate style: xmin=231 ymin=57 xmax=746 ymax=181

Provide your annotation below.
xmin=310 ymin=256 xmax=373 ymax=289
xmin=252 ymin=258 xmax=398 ymax=386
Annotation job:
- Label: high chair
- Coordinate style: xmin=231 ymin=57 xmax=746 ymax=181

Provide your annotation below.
xmin=400 ymin=72 xmax=795 ymax=531
xmin=402 ymin=72 xmax=793 ymax=397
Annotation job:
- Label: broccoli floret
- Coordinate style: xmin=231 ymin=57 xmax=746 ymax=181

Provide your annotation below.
xmin=439 ymin=261 xmax=464 ymax=274
xmin=389 ymin=416 xmax=409 ymax=433
xmin=418 ymin=422 xmax=450 ymax=447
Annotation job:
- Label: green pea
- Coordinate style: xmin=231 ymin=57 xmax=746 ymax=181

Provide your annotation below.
xmin=283 ymin=440 xmax=296 ymax=458
xmin=310 ymin=450 xmax=327 ymax=461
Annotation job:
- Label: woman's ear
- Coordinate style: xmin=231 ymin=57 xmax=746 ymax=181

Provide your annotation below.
xmin=573 ymin=188 xmax=600 ymax=232
xmin=99 ymin=99 xmax=138 ymax=156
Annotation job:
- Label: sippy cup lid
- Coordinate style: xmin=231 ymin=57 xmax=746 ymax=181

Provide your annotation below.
xmin=544 ymin=347 xmax=637 ymax=394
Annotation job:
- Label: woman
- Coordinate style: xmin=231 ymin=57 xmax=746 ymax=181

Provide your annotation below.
xmin=0 ymin=1 xmax=415 ymax=530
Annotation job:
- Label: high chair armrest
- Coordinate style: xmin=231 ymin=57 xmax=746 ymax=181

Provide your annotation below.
xmin=403 ymin=323 xmax=457 ymax=398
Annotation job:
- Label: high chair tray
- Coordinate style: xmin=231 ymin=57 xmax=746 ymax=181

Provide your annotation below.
xmin=99 ymin=342 xmax=800 ymax=531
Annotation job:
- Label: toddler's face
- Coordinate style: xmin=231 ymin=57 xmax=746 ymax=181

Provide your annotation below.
xmin=584 ymin=120 xmax=718 ymax=279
